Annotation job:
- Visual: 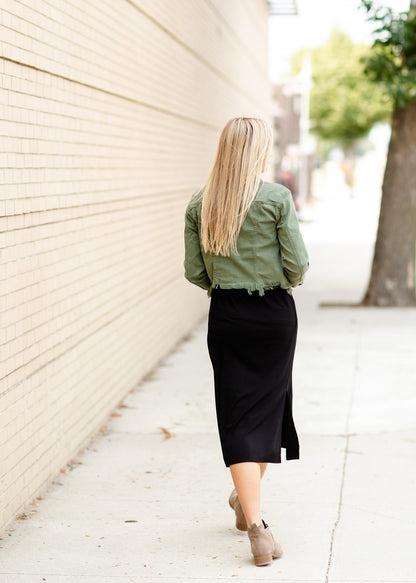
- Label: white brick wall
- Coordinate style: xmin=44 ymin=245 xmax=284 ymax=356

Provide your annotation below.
xmin=0 ymin=0 xmax=272 ymax=530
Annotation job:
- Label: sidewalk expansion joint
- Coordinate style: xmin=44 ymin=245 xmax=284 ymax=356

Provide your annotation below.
xmin=325 ymin=323 xmax=362 ymax=582
xmin=325 ymin=433 xmax=351 ymax=583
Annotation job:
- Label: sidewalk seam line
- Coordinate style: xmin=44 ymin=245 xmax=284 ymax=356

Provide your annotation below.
xmin=325 ymin=323 xmax=362 ymax=583
xmin=325 ymin=433 xmax=351 ymax=583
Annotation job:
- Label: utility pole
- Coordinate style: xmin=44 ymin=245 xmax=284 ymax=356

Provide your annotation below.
xmin=297 ymin=52 xmax=312 ymax=212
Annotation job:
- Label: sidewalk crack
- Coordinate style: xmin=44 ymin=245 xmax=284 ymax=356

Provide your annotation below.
xmin=325 ymin=323 xmax=362 ymax=583
xmin=325 ymin=433 xmax=351 ymax=583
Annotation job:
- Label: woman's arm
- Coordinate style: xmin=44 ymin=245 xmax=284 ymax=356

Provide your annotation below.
xmin=184 ymin=206 xmax=211 ymax=290
xmin=277 ymin=188 xmax=310 ymax=287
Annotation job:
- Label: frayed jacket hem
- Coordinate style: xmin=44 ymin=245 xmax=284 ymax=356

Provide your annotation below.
xmin=207 ymin=281 xmax=293 ymax=297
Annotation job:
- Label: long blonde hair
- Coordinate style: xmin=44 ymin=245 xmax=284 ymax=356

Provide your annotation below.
xmin=200 ymin=117 xmax=273 ymax=256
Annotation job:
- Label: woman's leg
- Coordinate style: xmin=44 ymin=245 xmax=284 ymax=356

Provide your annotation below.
xmin=230 ymin=462 xmax=268 ymax=526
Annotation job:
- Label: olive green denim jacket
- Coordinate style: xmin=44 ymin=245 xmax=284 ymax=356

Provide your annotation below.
xmin=184 ymin=180 xmax=309 ymax=297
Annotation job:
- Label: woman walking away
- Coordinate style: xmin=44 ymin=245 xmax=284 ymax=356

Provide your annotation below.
xmin=183 ymin=117 xmax=309 ymax=567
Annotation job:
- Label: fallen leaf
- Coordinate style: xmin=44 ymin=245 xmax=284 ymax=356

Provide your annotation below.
xmin=159 ymin=427 xmax=176 ymax=440
xmin=16 ymin=512 xmax=31 ymax=520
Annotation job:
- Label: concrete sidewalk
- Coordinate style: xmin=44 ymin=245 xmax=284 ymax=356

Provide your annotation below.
xmin=1 ymin=189 xmax=416 ymax=583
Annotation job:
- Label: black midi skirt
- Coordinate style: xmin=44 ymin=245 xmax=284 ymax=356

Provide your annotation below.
xmin=207 ymin=285 xmax=300 ymax=467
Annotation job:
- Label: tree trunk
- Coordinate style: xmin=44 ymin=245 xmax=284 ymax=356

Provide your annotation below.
xmin=361 ymin=101 xmax=416 ymax=306
xmin=343 ymin=143 xmax=356 ymax=198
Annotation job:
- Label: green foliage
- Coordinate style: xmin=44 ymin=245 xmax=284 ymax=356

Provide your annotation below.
xmin=359 ymin=0 xmax=416 ymax=106
xmin=291 ymin=29 xmax=392 ymax=149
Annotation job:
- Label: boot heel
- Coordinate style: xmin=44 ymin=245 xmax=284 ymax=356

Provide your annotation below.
xmin=228 ymin=489 xmax=248 ymax=531
xmin=254 ymin=553 xmax=272 ymax=566
xmin=248 ymin=520 xmax=283 ymax=566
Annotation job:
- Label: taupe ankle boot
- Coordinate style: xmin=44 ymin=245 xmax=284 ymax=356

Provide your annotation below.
xmin=247 ymin=519 xmax=283 ymax=566
xmin=228 ymin=489 xmax=247 ymax=531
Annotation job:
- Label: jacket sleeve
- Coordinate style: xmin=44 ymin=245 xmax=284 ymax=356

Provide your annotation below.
xmin=184 ymin=206 xmax=211 ymax=291
xmin=277 ymin=188 xmax=310 ymax=287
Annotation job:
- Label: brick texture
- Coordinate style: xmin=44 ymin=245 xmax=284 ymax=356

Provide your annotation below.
xmin=0 ymin=0 xmax=272 ymax=530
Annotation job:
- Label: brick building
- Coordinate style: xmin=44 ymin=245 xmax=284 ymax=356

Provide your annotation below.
xmin=0 ymin=1 xmax=273 ymax=530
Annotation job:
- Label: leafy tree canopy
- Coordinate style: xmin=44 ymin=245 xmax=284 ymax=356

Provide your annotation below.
xmin=291 ymin=28 xmax=392 ymax=148
xmin=359 ymin=0 xmax=416 ymax=107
